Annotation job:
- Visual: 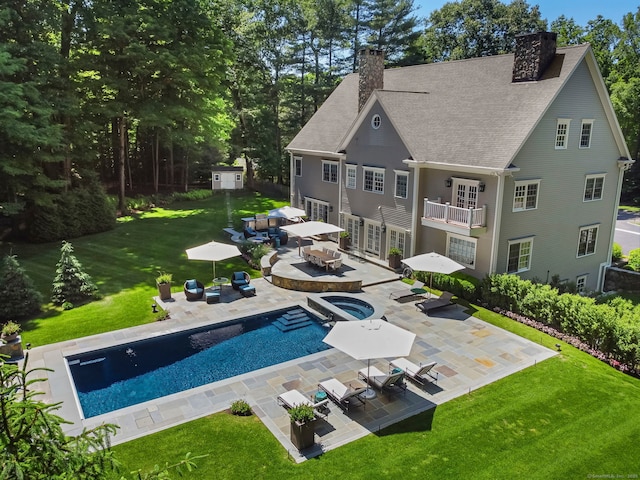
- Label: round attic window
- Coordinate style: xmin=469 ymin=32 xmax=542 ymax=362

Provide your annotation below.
xmin=371 ymin=114 xmax=381 ymax=129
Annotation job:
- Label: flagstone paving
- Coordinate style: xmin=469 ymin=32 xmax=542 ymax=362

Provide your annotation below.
xmin=24 ymin=242 xmax=556 ymax=462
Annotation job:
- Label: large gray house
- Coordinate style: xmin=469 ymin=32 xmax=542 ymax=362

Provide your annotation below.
xmin=286 ymin=32 xmax=633 ymax=292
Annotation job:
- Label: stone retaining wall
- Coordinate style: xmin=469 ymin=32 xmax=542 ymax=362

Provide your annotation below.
xmin=604 ymin=266 xmax=640 ymax=292
xmin=271 ymin=273 xmax=361 ymax=292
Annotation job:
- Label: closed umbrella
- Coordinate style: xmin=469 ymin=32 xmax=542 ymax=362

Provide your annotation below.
xmin=185 ymin=241 xmax=241 ymax=280
xmin=402 ymin=252 xmax=464 ymax=298
xmin=323 ymin=319 xmax=416 ymax=399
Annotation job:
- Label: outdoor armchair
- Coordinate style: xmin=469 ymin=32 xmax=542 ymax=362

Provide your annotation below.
xmin=231 ymin=271 xmax=250 ymax=290
xmin=184 ymin=279 xmax=205 ymax=300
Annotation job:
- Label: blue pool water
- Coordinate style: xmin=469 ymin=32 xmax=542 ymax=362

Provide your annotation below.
xmin=67 ymin=307 xmax=330 ymax=418
xmin=322 ymin=296 xmax=374 ymax=320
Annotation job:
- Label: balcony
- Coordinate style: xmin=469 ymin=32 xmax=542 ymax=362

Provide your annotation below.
xmin=421 ymin=198 xmax=487 ymax=237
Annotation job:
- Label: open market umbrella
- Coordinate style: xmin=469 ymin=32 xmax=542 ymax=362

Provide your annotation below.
xmin=267 ymin=206 xmax=307 ymax=220
xmin=185 ymin=241 xmax=241 ymax=280
xmin=323 ymin=319 xmax=416 ymax=399
xmin=280 ymin=221 xmax=344 ymax=256
xmin=402 ymin=252 xmax=464 ymax=298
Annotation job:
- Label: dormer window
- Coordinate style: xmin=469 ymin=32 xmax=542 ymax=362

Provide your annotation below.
xmin=371 ymin=114 xmax=381 ymax=129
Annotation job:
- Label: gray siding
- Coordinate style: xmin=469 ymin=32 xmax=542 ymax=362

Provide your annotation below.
xmin=291 ymin=153 xmax=341 ymax=225
xmin=497 ymin=60 xmax=621 ymax=290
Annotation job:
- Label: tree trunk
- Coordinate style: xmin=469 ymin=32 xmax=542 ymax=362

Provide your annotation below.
xmin=118 ymin=116 xmax=127 ymax=213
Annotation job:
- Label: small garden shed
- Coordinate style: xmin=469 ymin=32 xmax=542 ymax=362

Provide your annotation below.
xmin=211 ymin=166 xmax=244 ymax=191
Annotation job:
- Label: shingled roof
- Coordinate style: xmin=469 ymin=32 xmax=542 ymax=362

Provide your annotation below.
xmin=286 ymin=44 xmax=592 ymax=171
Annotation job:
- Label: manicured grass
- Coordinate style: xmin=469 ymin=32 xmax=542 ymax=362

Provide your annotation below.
xmin=111 ymin=316 xmax=640 ymax=479
xmin=0 ymin=192 xmax=286 ymax=346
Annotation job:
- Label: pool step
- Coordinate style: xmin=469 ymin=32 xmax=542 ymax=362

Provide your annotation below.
xmin=273 ymin=313 xmax=313 ymax=332
xmin=282 ymin=310 xmax=307 ymax=321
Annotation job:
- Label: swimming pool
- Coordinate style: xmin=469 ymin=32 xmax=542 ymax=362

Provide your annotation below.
xmin=66 ymin=306 xmax=330 ymax=418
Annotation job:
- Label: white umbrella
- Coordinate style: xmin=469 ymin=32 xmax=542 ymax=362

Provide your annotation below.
xmin=185 ymin=241 xmax=241 ymax=280
xmin=268 ymin=206 xmax=307 ymax=220
xmin=280 ymin=221 xmax=345 ymax=255
xmin=323 ymin=319 xmax=416 ymax=399
xmin=402 ymin=252 xmax=464 ymax=298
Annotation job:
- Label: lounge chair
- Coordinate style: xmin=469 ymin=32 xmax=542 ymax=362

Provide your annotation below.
xmin=184 ymin=279 xmax=205 ymax=300
xmin=357 ymin=366 xmax=406 ymax=394
xmin=277 ymin=389 xmax=329 ymax=418
xmin=389 ymin=281 xmax=426 ymax=301
xmin=231 ymin=271 xmax=250 ymax=290
xmin=389 ymin=358 xmax=438 ymax=386
xmin=318 ymin=378 xmax=367 ymax=411
xmin=415 ymin=291 xmax=454 ymax=313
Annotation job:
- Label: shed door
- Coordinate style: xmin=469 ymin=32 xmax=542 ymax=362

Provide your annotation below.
xmin=221 ymin=173 xmax=236 ymax=189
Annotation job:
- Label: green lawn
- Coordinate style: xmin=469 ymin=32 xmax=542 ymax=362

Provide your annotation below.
xmin=0 ymin=192 xmax=286 ymax=347
xmin=3 ymin=194 xmax=639 ymax=478
xmin=112 ymin=314 xmax=640 ymax=479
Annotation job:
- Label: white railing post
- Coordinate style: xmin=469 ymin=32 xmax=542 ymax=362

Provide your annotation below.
xmin=444 ymin=202 xmax=450 ymax=223
xmin=424 ymin=198 xmax=429 ymax=218
xmin=468 ymin=207 xmax=474 ymax=228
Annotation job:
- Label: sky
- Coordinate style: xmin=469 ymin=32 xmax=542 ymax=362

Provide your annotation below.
xmin=413 ymin=0 xmax=638 ymax=27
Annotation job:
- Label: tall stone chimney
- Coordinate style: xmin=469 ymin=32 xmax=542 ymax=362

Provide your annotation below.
xmin=512 ymin=32 xmax=557 ymax=82
xmin=358 ymin=48 xmax=384 ymax=111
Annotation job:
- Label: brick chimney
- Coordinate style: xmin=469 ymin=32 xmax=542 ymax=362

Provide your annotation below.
xmin=358 ymin=48 xmax=384 ymax=111
xmin=512 ymin=32 xmax=557 ymax=82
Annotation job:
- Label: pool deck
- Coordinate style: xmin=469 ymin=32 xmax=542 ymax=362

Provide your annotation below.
xmin=24 ymin=241 xmax=556 ymax=462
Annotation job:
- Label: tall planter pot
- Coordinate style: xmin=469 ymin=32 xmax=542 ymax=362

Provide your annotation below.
xmin=157 ymin=282 xmax=172 ymax=301
xmin=339 ymin=237 xmax=350 ymax=250
xmin=388 ymin=253 xmax=402 ymax=270
xmin=290 ymin=419 xmax=316 ymax=450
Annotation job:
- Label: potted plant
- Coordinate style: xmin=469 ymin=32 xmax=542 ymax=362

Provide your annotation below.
xmin=155 ymin=272 xmax=172 ymax=300
xmin=388 ymin=247 xmax=403 ymax=270
xmin=1 ymin=320 xmax=21 ymax=343
xmin=288 ymin=403 xmax=316 ymax=450
xmin=339 ymin=231 xmax=351 ymax=250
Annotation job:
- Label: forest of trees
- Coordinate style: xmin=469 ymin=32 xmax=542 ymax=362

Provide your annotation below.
xmin=0 ymin=0 xmax=639 ymax=241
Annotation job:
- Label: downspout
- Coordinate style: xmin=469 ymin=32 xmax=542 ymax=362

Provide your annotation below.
xmin=489 ymin=171 xmax=506 ymax=274
xmin=409 ymin=163 xmax=420 ymax=257
xmin=289 ymin=152 xmax=295 ymax=206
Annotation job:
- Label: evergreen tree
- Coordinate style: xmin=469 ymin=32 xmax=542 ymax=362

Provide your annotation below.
xmin=0 ymin=255 xmax=43 ymax=321
xmin=51 ymin=241 xmax=97 ymax=306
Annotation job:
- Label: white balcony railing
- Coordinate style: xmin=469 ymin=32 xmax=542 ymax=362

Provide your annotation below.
xmin=423 ymin=198 xmax=486 ymax=228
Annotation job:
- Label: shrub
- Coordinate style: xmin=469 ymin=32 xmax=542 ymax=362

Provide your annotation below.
xmin=51 ymin=241 xmax=98 ymax=306
xmin=425 ymin=271 xmax=480 ymax=302
xmin=288 ymin=404 xmax=315 ymax=424
xmin=0 ymin=255 xmax=42 ymax=321
xmin=388 ymin=247 xmax=402 ymax=256
xmin=612 ymin=242 xmax=623 ymax=261
xmin=628 ymin=248 xmax=640 ymax=272
xmin=2 ymin=320 xmax=21 ymax=336
xmin=230 ymin=399 xmax=252 ymax=416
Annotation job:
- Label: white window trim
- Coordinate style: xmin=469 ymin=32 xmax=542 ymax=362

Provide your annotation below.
xmin=213 ymin=174 xmax=220 ymax=181
xmin=507 ymin=237 xmax=534 ymax=273
xmin=579 ymin=119 xmax=594 ymax=149
xmin=371 ymin=114 xmax=381 ymax=130
xmin=577 ymin=224 xmax=599 ymax=258
xmin=394 ymin=170 xmax=409 ymax=199
xmin=446 ymin=233 xmax=477 ymax=269
xmin=555 ymin=118 xmax=571 ymax=149
xmin=583 ymin=173 xmax=605 ymax=202
xmin=363 ymin=166 xmax=385 ymax=194
xmin=386 ymin=227 xmax=408 ymax=257
xmin=235 ymin=173 xmax=241 ymax=182
xmin=576 ymin=274 xmax=588 ymax=293
xmin=322 ymin=160 xmax=338 ymax=184
xmin=512 ymin=179 xmax=540 ymax=212
xmin=346 ymin=164 xmax=357 ymax=189
xmin=294 ymin=156 xmax=302 ymax=177
xmin=304 ymin=197 xmax=330 ymax=222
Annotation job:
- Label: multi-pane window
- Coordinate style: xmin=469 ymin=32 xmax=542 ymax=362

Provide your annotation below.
xmin=322 ymin=161 xmax=338 ymax=183
xmin=577 ymin=225 xmax=598 ymax=257
xmin=580 ymin=120 xmax=594 ymax=148
xmin=513 ymin=180 xmax=540 ymax=211
xmin=584 ymin=175 xmax=605 ymax=201
xmin=213 ymin=174 xmax=220 ymax=181
xmin=388 ymin=229 xmax=406 ymax=256
xmin=363 ymin=167 xmax=384 ymax=194
xmin=294 ymin=157 xmax=302 ymax=176
xmin=453 ymin=179 xmax=479 ymax=209
xmin=342 ymin=215 xmax=360 ymax=247
xmin=346 ymin=165 xmax=357 ymax=189
xmin=394 ymin=171 xmax=408 ymax=199
xmin=235 ymin=173 xmax=241 ymax=182
xmin=365 ymin=223 xmax=381 ymax=254
xmin=576 ymin=275 xmax=587 ymax=293
xmin=555 ymin=119 xmax=570 ymax=149
xmin=507 ymin=238 xmax=533 ymax=273
xmin=447 ymin=234 xmax=476 ymax=268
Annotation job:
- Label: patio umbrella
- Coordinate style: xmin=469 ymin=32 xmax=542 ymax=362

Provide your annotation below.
xmin=323 ymin=319 xmax=416 ymax=399
xmin=267 ymin=206 xmax=307 ymax=220
xmin=185 ymin=241 xmax=241 ymax=280
xmin=402 ymin=252 xmax=464 ymax=298
xmin=280 ymin=221 xmax=344 ymax=256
